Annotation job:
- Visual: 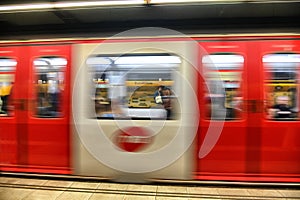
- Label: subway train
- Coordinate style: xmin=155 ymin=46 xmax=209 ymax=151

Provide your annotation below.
xmin=0 ymin=29 xmax=299 ymax=183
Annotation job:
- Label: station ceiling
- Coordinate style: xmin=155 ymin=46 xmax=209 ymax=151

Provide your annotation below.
xmin=0 ymin=0 xmax=300 ymax=39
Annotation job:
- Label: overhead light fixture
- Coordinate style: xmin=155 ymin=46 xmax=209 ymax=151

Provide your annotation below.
xmin=0 ymin=0 xmax=296 ymax=13
xmin=151 ymin=0 xmax=201 ymax=3
xmin=149 ymin=0 xmax=299 ymax=4
xmin=0 ymin=58 xmax=17 ymax=68
xmin=0 ymin=0 xmax=145 ymax=13
xmin=87 ymin=55 xmax=181 ymax=65
xmin=114 ymin=55 xmax=181 ymax=65
xmin=202 ymin=54 xmax=244 ymax=70
xmin=263 ymin=54 xmax=300 ymax=63
xmin=203 ymin=55 xmax=244 ymax=64
xmin=34 ymin=58 xmax=68 ymax=66
xmin=0 ymin=3 xmax=53 ymax=12
xmin=55 ymin=0 xmax=145 ymax=9
xmin=150 ymin=0 xmax=238 ymax=4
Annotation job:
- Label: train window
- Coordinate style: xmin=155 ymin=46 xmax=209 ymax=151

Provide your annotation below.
xmin=263 ymin=53 xmax=300 ymax=121
xmin=0 ymin=58 xmax=16 ymax=117
xmin=86 ymin=54 xmax=180 ymax=120
xmin=202 ymin=54 xmax=244 ymax=120
xmin=33 ymin=57 xmax=67 ymax=118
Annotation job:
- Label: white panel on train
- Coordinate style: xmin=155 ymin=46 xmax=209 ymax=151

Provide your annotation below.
xmin=72 ymin=41 xmax=199 ymax=182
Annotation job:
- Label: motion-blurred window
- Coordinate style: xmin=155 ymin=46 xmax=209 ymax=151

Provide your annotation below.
xmin=33 ymin=57 xmax=67 ymax=118
xmin=0 ymin=58 xmax=16 ymax=117
xmin=202 ymin=54 xmax=244 ymax=120
xmin=263 ymin=53 xmax=300 ymax=120
xmin=86 ymin=54 xmax=180 ymax=120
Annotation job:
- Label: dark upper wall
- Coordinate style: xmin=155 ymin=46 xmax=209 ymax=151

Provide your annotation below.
xmin=0 ymin=1 xmax=299 ymax=39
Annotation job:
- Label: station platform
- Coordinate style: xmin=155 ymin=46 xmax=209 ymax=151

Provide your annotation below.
xmin=0 ymin=175 xmax=299 ymax=200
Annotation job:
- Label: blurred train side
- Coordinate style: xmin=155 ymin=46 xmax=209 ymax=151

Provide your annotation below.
xmin=0 ymin=34 xmax=299 ymax=183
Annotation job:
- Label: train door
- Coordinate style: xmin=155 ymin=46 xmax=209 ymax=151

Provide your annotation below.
xmin=25 ymin=45 xmax=71 ymax=174
xmin=196 ymin=41 xmax=250 ymax=180
xmin=0 ymin=45 xmax=71 ymax=173
xmin=0 ymin=47 xmax=19 ymax=170
xmin=260 ymin=39 xmax=300 ymax=181
xmin=72 ymin=41 xmax=199 ymax=181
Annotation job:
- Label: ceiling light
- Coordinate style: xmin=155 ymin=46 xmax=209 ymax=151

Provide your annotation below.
xmin=0 ymin=0 xmax=145 ymax=13
xmin=263 ymin=54 xmax=300 ymax=63
xmin=55 ymin=0 xmax=145 ymax=9
xmin=149 ymin=0 xmax=299 ymax=4
xmin=150 ymin=0 xmax=238 ymax=4
xmin=0 ymin=3 xmax=52 ymax=12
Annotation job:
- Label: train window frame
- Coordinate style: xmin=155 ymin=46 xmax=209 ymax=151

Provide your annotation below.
xmin=202 ymin=53 xmax=244 ymax=121
xmin=86 ymin=53 xmax=181 ymax=120
xmin=32 ymin=56 xmax=67 ymax=118
xmin=263 ymin=53 xmax=300 ymax=121
xmin=0 ymin=57 xmax=17 ymax=117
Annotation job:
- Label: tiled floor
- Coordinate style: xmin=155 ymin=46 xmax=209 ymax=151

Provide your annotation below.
xmin=0 ymin=176 xmax=299 ymax=200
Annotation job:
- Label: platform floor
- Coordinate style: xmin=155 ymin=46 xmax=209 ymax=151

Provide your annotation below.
xmin=0 ymin=176 xmax=299 ymax=200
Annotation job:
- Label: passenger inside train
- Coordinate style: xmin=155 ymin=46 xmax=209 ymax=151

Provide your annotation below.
xmin=0 ymin=58 xmax=16 ymax=117
xmin=271 ymin=96 xmax=294 ymax=118
xmin=87 ymin=54 xmax=180 ymax=120
xmin=203 ymin=54 xmax=244 ymax=120
xmin=154 ymin=85 xmax=164 ymax=104
xmin=0 ymin=82 xmax=13 ymax=115
xmin=268 ymin=95 xmax=297 ymax=119
xmin=34 ymin=57 xmax=66 ymax=118
xmin=263 ymin=53 xmax=299 ymax=120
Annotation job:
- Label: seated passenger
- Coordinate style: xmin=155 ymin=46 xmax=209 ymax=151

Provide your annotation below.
xmin=0 ymin=82 xmax=13 ymax=115
xmin=162 ymin=87 xmax=172 ymax=119
xmin=270 ymin=96 xmax=294 ymax=118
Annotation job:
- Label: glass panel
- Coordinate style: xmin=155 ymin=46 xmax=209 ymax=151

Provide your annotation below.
xmin=33 ymin=57 xmax=67 ymax=118
xmin=264 ymin=53 xmax=300 ymax=120
xmin=87 ymin=54 xmax=180 ymax=120
xmin=203 ymin=54 xmax=244 ymax=120
xmin=0 ymin=58 xmax=16 ymax=117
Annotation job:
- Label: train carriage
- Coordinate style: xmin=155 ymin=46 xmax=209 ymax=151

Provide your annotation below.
xmin=0 ymin=33 xmax=299 ymax=183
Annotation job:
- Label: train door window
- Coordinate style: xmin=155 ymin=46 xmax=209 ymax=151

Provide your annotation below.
xmin=263 ymin=53 xmax=300 ymax=120
xmin=202 ymin=54 xmax=244 ymax=120
xmin=0 ymin=58 xmax=16 ymax=117
xmin=86 ymin=54 xmax=180 ymax=120
xmin=33 ymin=57 xmax=67 ymax=118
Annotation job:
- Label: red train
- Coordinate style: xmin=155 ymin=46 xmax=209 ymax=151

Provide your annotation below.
xmin=0 ymin=30 xmax=299 ymax=183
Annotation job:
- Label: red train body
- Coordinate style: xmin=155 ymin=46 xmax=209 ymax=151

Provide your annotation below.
xmin=0 ymin=33 xmax=299 ymax=183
